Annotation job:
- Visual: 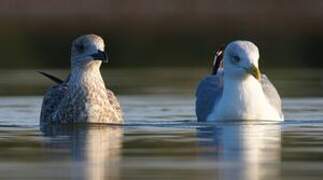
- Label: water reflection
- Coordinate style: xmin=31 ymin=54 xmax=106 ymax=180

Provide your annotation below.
xmin=197 ymin=123 xmax=282 ymax=180
xmin=41 ymin=125 xmax=123 ymax=180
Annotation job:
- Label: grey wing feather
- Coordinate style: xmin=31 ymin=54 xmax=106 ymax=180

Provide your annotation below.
xmin=261 ymin=74 xmax=282 ymax=115
xmin=106 ymin=89 xmax=123 ymax=119
xmin=195 ymin=72 xmax=223 ymax=122
xmin=40 ymin=83 xmax=68 ymax=126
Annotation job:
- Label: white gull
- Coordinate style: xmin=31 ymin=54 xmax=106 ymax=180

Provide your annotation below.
xmin=196 ymin=41 xmax=283 ymax=121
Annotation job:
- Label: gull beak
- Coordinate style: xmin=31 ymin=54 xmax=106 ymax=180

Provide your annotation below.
xmin=247 ymin=64 xmax=261 ymax=80
xmin=90 ymin=50 xmax=108 ymax=63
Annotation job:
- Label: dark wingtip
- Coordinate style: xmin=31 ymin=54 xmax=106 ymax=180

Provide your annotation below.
xmin=38 ymin=71 xmax=64 ymax=84
xmin=211 ymin=45 xmax=225 ymax=75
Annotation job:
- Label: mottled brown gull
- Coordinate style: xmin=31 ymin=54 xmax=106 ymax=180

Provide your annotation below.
xmin=40 ymin=34 xmax=123 ymax=126
xmin=196 ymin=41 xmax=283 ymax=121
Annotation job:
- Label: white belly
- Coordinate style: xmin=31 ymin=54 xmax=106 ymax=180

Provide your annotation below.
xmin=207 ymin=78 xmax=283 ymax=121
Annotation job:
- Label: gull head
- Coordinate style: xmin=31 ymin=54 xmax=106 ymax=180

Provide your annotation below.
xmin=70 ymin=34 xmax=108 ymax=68
xmin=223 ymin=41 xmax=261 ymax=80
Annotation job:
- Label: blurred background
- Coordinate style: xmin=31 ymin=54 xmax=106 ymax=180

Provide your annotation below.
xmin=2 ymin=2 xmax=323 ymax=180
xmin=0 ymin=0 xmax=323 ymax=95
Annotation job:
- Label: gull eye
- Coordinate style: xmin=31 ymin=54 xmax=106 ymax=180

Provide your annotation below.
xmin=232 ymin=55 xmax=240 ymax=64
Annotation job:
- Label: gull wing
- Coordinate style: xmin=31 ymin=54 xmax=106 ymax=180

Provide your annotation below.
xmin=106 ymin=89 xmax=123 ymax=120
xmin=195 ymin=72 xmax=223 ymax=122
xmin=39 ymin=72 xmax=69 ymax=126
xmin=40 ymin=83 xmax=68 ymax=126
xmin=260 ymin=74 xmax=283 ymax=116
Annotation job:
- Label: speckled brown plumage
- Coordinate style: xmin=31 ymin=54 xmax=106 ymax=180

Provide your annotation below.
xmin=40 ymin=34 xmax=123 ymax=126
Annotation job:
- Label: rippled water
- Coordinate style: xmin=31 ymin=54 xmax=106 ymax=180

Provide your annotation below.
xmin=0 ymin=95 xmax=323 ymax=180
xmin=0 ymin=68 xmax=323 ymax=180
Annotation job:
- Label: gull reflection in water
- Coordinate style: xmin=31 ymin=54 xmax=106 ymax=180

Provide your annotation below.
xmin=197 ymin=122 xmax=282 ymax=180
xmin=41 ymin=124 xmax=123 ymax=180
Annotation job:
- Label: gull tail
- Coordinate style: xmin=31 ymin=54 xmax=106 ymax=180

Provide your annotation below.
xmin=212 ymin=46 xmax=225 ymax=75
xmin=38 ymin=71 xmax=64 ymax=84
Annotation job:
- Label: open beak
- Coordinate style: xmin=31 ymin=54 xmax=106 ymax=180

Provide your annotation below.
xmin=90 ymin=50 xmax=108 ymax=62
xmin=247 ymin=64 xmax=261 ymax=80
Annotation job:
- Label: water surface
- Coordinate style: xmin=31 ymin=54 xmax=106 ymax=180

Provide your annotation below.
xmin=0 ymin=68 xmax=323 ymax=180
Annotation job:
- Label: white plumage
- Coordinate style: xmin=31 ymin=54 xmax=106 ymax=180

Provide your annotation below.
xmin=196 ymin=41 xmax=284 ymax=121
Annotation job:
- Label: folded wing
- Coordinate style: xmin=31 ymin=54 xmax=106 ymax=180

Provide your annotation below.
xmin=195 ymin=72 xmax=223 ymax=122
xmin=261 ymin=74 xmax=283 ymax=117
xmin=106 ymin=89 xmax=123 ymax=121
xmin=40 ymin=83 xmax=68 ymax=126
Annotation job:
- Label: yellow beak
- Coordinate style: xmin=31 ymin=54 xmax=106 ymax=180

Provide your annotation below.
xmin=247 ymin=65 xmax=261 ymax=80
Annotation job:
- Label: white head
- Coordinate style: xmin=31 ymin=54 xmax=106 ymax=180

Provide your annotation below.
xmin=223 ymin=41 xmax=261 ymax=80
xmin=70 ymin=34 xmax=108 ymax=69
